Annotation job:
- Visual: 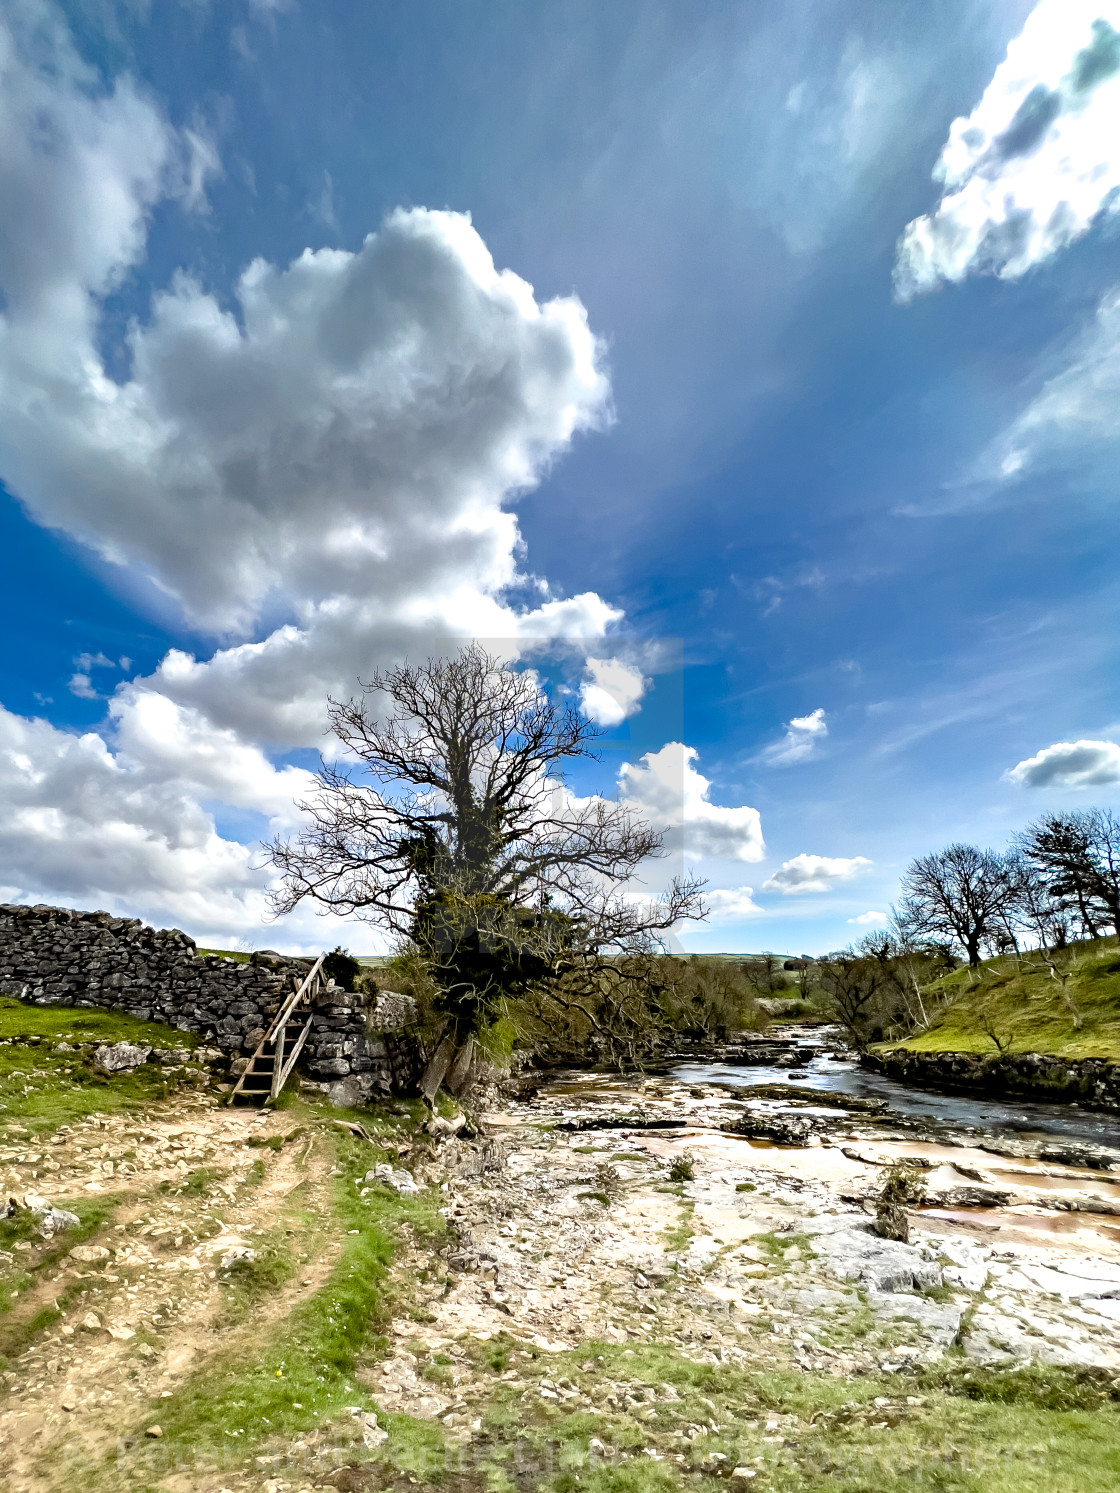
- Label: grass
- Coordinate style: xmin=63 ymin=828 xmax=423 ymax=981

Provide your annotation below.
xmin=0 ymin=995 xmax=199 ymax=1049
xmin=0 ymin=1054 xmax=200 ymax=1137
xmin=881 ymin=939 xmax=1120 ymax=1060
xmin=661 ymin=1199 xmax=695 ymax=1253
xmin=217 ymin=1226 xmax=297 ymax=1323
xmin=364 ymin=1340 xmax=1120 ymax=1493
xmin=0 ymin=995 xmax=208 ymax=1137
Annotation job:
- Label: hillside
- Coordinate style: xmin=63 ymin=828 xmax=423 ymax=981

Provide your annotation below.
xmin=884 ymin=939 xmax=1120 ymax=1061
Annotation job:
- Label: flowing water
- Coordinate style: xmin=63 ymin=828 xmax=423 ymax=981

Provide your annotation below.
xmin=671 ymin=1025 xmax=1120 ymax=1150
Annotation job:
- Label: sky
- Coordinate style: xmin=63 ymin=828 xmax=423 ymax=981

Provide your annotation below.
xmin=1 ymin=0 xmax=1120 ymax=954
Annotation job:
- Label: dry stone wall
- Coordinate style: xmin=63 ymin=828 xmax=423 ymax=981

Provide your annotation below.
xmin=0 ymin=902 xmax=421 ymax=1100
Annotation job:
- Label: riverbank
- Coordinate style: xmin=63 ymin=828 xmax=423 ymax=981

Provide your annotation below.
xmin=865 ymin=1047 xmax=1120 ymax=1113
xmin=890 ymin=940 xmax=1120 ymax=1061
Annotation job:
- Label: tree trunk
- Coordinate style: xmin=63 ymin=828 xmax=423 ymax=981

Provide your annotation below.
xmin=418 ymin=1032 xmax=457 ymax=1105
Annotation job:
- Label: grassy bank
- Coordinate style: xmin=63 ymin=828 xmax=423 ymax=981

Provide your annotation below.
xmin=0 ymin=995 xmax=207 ymax=1134
xmin=883 ymin=939 xmax=1120 ymax=1060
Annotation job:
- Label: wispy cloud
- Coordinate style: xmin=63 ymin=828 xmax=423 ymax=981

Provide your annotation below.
xmin=762 ymin=707 xmax=827 ymax=766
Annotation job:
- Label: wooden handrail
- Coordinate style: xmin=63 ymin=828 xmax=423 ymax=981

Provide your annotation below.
xmin=228 ymin=951 xmax=327 ymax=1104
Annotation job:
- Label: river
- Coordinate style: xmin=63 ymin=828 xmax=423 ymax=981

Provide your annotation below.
xmin=670 ymin=1024 xmax=1120 ymax=1150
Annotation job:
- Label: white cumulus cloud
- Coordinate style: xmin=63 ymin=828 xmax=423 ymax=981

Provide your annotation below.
xmin=763 ymin=707 xmax=827 ymax=766
xmin=1007 ymin=737 xmax=1120 ymax=787
xmin=847 ymin=909 xmax=888 ymax=926
xmin=762 ymin=853 xmax=871 ymax=895
xmin=578 ymin=657 xmax=648 ymax=728
xmin=620 ymin=743 xmax=765 ymax=863
xmin=896 ymin=2 xmax=1120 ymax=299
xmin=704 ymin=886 xmax=764 ymax=923
xmin=0 ymin=202 xmax=610 ymax=635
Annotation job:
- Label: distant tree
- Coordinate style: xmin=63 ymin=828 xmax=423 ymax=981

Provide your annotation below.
xmin=1004 ymin=853 xmax=1072 ymax=951
xmin=267 ymin=645 xmax=704 ymax=1067
xmin=1019 ymin=809 xmax=1120 ymax=942
xmin=895 ymin=844 xmax=1017 ymax=966
xmin=817 ymin=945 xmax=893 ymax=1052
xmin=322 ymin=946 xmax=362 ymax=992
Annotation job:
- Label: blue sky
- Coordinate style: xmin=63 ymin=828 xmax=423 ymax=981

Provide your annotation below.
xmin=1 ymin=0 xmax=1120 ymax=952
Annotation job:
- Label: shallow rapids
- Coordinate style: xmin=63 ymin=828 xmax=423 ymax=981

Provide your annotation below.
xmin=673 ymin=1024 xmax=1120 ymax=1149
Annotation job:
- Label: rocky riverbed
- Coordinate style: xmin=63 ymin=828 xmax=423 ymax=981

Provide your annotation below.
xmin=378 ymin=1062 xmax=1120 ymax=1402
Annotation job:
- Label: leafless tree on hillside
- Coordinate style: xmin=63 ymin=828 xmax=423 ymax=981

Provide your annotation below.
xmin=895 ymin=843 xmax=1017 ymax=966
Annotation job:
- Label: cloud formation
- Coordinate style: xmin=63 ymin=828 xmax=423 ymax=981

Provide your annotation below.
xmin=1007 ymin=737 xmax=1120 ymax=788
xmin=984 ymin=288 xmax=1120 ymax=482
xmin=896 ymin=2 xmax=1120 ymax=299
xmin=578 ymin=657 xmax=648 ymax=728
xmin=763 ymin=707 xmax=827 ymax=765
xmin=620 ymin=743 xmax=765 ymax=863
xmin=761 ymin=853 xmax=871 ymax=895
xmin=0 ymin=6 xmax=636 ymax=939
xmin=847 ymin=909 xmax=888 ymax=926
xmin=704 ymin=886 xmax=763 ymax=922
xmin=0 ymin=699 xmax=320 ymax=942
xmin=0 ymin=199 xmax=609 ymax=635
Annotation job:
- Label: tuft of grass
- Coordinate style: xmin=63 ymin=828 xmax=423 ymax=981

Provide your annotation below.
xmin=667 ymin=1153 xmax=695 ymax=1183
xmin=174 ymin=1165 xmax=228 ymax=1197
xmin=919 ymin=1361 xmax=1120 ymax=1412
xmin=661 ymin=1199 xmax=695 ymax=1253
xmin=218 ymin=1232 xmax=296 ymax=1321
xmin=246 ymin=1132 xmax=286 ymax=1150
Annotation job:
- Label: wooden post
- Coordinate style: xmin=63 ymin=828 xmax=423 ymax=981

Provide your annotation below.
xmin=271 ymin=1024 xmax=285 ymax=1100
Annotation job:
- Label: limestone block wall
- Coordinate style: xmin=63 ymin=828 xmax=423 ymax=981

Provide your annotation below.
xmin=0 ymin=902 xmax=419 ymax=1096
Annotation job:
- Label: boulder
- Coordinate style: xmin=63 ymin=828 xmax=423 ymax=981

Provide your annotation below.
xmin=92 ymin=1041 xmax=150 ymax=1073
xmin=867 ymin=1289 xmax=963 ymax=1348
xmin=810 ymin=1223 xmax=943 ymax=1293
xmin=366 ymin=1163 xmax=420 ymax=1196
xmin=724 ymin=1112 xmax=827 ymax=1146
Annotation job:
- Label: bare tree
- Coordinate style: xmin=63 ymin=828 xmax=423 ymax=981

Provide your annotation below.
xmin=895 ymin=844 xmax=1017 ymax=966
xmin=1004 ymin=854 xmax=1062 ymax=951
xmin=1019 ymin=809 xmax=1120 ymax=942
xmin=817 ymin=945 xmax=893 ymax=1052
xmin=268 ymin=645 xmax=704 ymax=1049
